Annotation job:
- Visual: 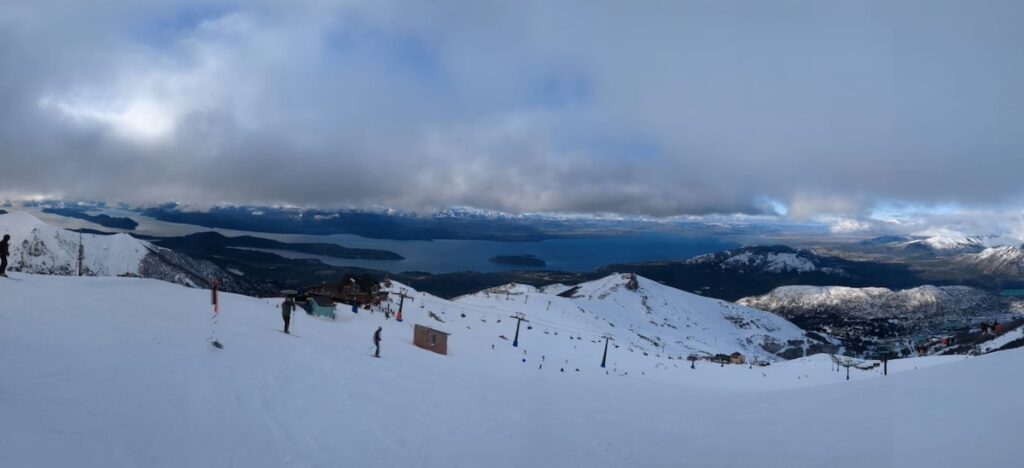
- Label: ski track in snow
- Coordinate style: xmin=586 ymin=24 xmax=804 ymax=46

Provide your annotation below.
xmin=1 ymin=272 xmax=1021 ymax=468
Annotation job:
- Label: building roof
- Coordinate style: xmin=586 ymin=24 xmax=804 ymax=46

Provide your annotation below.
xmin=310 ymin=296 xmax=335 ymax=307
xmin=416 ymin=324 xmax=450 ymax=335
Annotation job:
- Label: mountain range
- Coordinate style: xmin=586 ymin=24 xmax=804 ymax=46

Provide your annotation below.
xmin=454 ymin=273 xmax=836 ymax=361
xmin=4 ymin=210 xmax=1022 ymax=359
xmin=738 ymin=285 xmax=1019 ymax=354
xmin=600 ymin=245 xmax=922 ymax=301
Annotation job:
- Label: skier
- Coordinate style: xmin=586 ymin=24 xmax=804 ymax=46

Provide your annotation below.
xmin=281 ymin=298 xmax=294 ymax=334
xmin=0 ymin=234 xmax=9 ymax=277
xmin=373 ymin=326 xmax=382 ymax=357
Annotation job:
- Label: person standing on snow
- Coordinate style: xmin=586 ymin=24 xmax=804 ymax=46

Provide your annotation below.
xmin=373 ymin=326 xmax=382 ymax=357
xmin=0 ymin=234 xmax=10 ymax=277
xmin=281 ymin=298 xmax=295 ymax=334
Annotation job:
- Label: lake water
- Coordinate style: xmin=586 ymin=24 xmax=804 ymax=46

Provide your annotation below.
xmin=28 ymin=207 xmax=738 ymax=273
xmin=237 ymin=232 xmax=737 ymax=273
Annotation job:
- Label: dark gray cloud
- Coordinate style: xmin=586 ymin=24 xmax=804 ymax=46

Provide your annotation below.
xmin=2 ymin=0 xmax=1024 ymax=219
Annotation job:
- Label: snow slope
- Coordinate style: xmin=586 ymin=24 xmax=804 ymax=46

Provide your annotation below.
xmin=908 ymin=234 xmax=991 ymax=252
xmin=453 ymin=274 xmax=828 ymax=362
xmin=0 ymin=210 xmax=147 ymax=276
xmin=685 ymin=245 xmax=843 ymax=274
xmin=738 ymin=285 xmax=1018 ymax=353
xmin=739 ymin=284 xmax=1011 ymax=323
xmin=0 ymin=211 xmax=253 ymax=293
xmin=970 ymin=245 xmax=1024 ymax=276
xmin=3 ymin=273 xmax=1022 ymax=468
xmin=977 ymin=324 xmax=1024 ymax=354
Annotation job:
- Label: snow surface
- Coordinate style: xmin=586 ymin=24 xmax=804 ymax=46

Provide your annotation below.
xmin=457 ymin=274 xmax=814 ymax=362
xmin=723 ymin=251 xmax=816 ymax=272
xmin=688 ymin=249 xmax=820 ymax=273
xmin=977 ymin=324 xmax=1024 ymax=354
xmin=3 ymin=272 xmax=1022 ymax=467
xmin=537 ymin=282 xmax=570 ymax=294
xmin=907 ymin=231 xmax=1019 ymax=251
xmin=0 ymin=211 xmax=254 ymax=294
xmin=739 ymin=284 xmax=1005 ymax=319
xmin=0 ymin=211 xmax=148 ymax=276
xmin=971 ymin=245 xmax=1024 ymax=276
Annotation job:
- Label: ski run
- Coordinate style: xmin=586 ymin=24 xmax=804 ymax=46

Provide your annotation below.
xmin=2 ymin=270 xmax=1022 ymax=468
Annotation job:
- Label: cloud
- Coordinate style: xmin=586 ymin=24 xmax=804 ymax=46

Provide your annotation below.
xmin=825 ymin=218 xmax=875 ymax=235
xmin=786 ymin=194 xmax=869 ymax=220
xmin=2 ymin=0 xmax=1024 ymax=219
xmin=39 ymin=95 xmax=179 ymax=143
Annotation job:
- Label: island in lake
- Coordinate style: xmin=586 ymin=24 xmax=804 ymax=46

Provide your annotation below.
xmin=42 ymin=207 xmax=139 ymax=230
xmin=155 ymin=231 xmax=405 ymax=260
xmin=489 ymin=254 xmax=546 ymax=267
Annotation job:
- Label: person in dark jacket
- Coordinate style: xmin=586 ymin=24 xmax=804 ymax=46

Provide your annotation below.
xmin=281 ymin=298 xmax=294 ymax=334
xmin=0 ymin=234 xmax=10 ymax=277
xmin=373 ymin=326 xmax=382 ymax=357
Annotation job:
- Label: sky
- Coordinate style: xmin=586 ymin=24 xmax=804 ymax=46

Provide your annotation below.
xmin=2 ymin=0 xmax=1024 ymax=235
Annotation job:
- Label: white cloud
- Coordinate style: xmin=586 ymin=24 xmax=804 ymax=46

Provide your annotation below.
xmin=786 ymin=194 xmax=867 ymax=220
xmin=827 ymin=218 xmax=874 ymax=234
xmin=40 ymin=96 xmax=178 ymax=143
xmin=2 ymin=0 xmax=1024 ymax=219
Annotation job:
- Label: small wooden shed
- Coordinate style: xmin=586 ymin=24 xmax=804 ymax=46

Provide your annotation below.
xmin=307 ymin=296 xmax=337 ymax=320
xmin=413 ymin=324 xmax=450 ymax=355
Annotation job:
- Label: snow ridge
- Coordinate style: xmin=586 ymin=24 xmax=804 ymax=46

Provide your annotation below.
xmin=685 ymin=246 xmax=839 ymax=274
xmin=738 ymin=284 xmax=1016 ymax=350
xmin=0 ymin=211 xmax=251 ymax=292
xmin=456 ymin=273 xmax=828 ymax=361
xmin=1 ymin=211 xmax=147 ymax=276
xmin=970 ymin=245 xmax=1024 ymax=276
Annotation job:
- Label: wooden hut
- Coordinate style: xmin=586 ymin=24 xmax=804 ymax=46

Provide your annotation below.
xmin=729 ymin=352 xmax=746 ymax=365
xmin=413 ymin=324 xmax=450 ymax=355
xmin=307 ymin=296 xmax=337 ymax=320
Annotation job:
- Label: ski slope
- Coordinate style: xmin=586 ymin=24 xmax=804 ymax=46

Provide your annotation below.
xmin=451 ymin=275 xmax=823 ymax=363
xmin=1 ymin=273 xmax=1021 ymax=468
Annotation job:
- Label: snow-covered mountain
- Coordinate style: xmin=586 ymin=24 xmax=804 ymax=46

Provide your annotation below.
xmin=968 ymin=245 xmax=1024 ymax=277
xmin=685 ymin=245 xmax=843 ymax=274
xmin=2 ymin=272 xmax=1021 ymax=467
xmin=905 ymin=234 xmax=997 ymax=252
xmin=452 ymin=273 xmax=834 ymax=361
xmin=0 ymin=211 xmax=254 ymax=293
xmin=598 ymin=245 xmax=931 ymax=301
xmin=2 ymin=211 xmax=147 ymax=276
xmin=861 ymin=233 xmax=1018 ymax=255
xmin=738 ymin=285 xmax=1017 ymax=353
xmin=739 ymin=285 xmax=1008 ymax=321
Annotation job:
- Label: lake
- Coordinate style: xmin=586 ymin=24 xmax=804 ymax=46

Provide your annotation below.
xmin=28 ymin=207 xmax=738 ymax=273
xmin=236 ymin=232 xmax=737 ymax=273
